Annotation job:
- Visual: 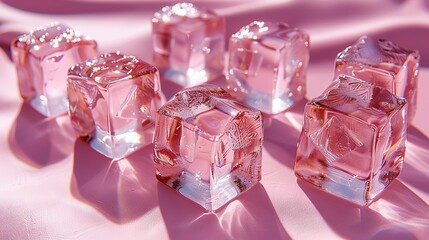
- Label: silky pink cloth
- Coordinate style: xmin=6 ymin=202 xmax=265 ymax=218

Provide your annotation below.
xmin=1 ymin=1 xmax=429 ymax=239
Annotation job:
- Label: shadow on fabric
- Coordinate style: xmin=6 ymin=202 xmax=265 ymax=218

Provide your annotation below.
xmin=158 ymin=183 xmax=291 ymax=240
xmin=8 ymin=103 xmax=75 ymax=168
xmin=70 ymin=141 xmax=158 ymax=224
xmin=399 ymin=125 xmax=429 ymax=195
xmin=263 ymin=98 xmax=306 ymax=169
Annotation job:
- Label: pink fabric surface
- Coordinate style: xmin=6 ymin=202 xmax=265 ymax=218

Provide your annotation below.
xmin=1 ymin=0 xmax=429 ymax=239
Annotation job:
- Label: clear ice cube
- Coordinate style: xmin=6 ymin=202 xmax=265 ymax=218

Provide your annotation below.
xmin=153 ymin=84 xmax=263 ymax=211
xmin=295 ymin=75 xmax=407 ymax=206
xmin=67 ymin=52 xmax=164 ymax=159
xmin=11 ymin=22 xmax=98 ymax=116
xmin=152 ymin=3 xmax=225 ymax=87
xmin=226 ymin=21 xmax=309 ymax=114
xmin=335 ymin=35 xmax=419 ymax=123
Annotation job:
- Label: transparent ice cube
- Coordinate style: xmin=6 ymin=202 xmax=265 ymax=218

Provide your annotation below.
xmin=154 ymin=84 xmax=263 ymax=211
xmin=67 ymin=52 xmax=164 ymax=159
xmin=295 ymin=75 xmax=407 ymax=206
xmin=11 ymin=22 xmax=98 ymax=116
xmin=227 ymin=21 xmax=309 ymax=114
xmin=335 ymin=35 xmax=419 ymax=123
xmin=152 ymin=3 xmax=225 ymax=87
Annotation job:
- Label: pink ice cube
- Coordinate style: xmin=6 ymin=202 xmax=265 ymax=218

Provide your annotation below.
xmin=152 ymin=3 xmax=225 ymax=87
xmin=295 ymin=75 xmax=407 ymax=206
xmin=226 ymin=21 xmax=309 ymax=114
xmin=11 ymin=22 xmax=98 ymax=116
xmin=67 ymin=52 xmax=164 ymax=159
xmin=335 ymin=35 xmax=419 ymax=123
xmin=153 ymin=84 xmax=263 ymax=211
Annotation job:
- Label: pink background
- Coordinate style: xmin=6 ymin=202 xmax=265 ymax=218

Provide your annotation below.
xmin=1 ymin=0 xmax=429 ymax=239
